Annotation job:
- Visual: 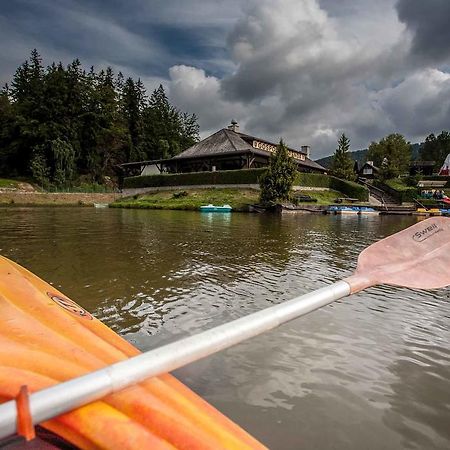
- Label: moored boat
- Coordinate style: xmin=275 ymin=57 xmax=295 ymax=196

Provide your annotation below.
xmin=415 ymin=208 xmax=429 ymax=215
xmin=358 ymin=207 xmax=379 ymax=215
xmin=200 ymin=204 xmax=232 ymax=212
xmin=336 ymin=206 xmax=359 ymax=215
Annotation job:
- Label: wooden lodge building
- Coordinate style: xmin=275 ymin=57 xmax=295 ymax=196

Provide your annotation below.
xmin=119 ymin=121 xmax=326 ymax=177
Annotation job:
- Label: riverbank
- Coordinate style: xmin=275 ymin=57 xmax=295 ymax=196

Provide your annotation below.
xmin=110 ymin=188 xmax=344 ymax=211
xmin=0 ymin=191 xmax=122 ymax=206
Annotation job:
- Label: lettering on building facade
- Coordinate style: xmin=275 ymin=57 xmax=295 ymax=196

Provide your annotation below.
xmin=252 ymin=140 xmax=305 ymax=161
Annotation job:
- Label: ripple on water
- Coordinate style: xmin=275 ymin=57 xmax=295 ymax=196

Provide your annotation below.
xmin=1 ymin=208 xmax=449 ymax=449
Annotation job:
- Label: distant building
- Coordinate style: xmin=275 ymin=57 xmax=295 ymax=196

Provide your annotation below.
xmin=357 ymin=161 xmax=379 ymax=179
xmin=119 ymin=121 xmax=327 ymax=177
xmin=410 ymin=160 xmax=435 ymax=176
xmin=439 ymin=154 xmax=450 ymax=176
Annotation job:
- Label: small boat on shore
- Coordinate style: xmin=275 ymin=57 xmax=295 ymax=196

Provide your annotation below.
xmin=200 ymin=204 xmax=232 ymax=212
xmin=415 ymin=208 xmax=442 ymax=216
xmin=338 ymin=206 xmax=359 ymax=215
xmin=358 ymin=207 xmax=379 ymax=215
xmin=327 ymin=205 xmax=359 ymax=215
xmin=94 ymin=203 xmax=109 ymax=208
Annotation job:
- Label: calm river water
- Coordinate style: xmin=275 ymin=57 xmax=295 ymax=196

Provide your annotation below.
xmin=0 ymin=208 xmax=449 ymax=449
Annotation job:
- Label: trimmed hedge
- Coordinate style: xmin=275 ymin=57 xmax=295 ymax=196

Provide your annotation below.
xmin=295 ymin=172 xmax=330 ymax=187
xmin=123 ymin=168 xmax=369 ymax=201
xmin=329 ymin=177 xmax=369 ymax=201
xmin=295 ymin=173 xmax=368 ymax=200
xmin=124 ymin=168 xmax=267 ymax=188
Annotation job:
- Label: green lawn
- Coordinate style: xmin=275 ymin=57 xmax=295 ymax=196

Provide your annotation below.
xmin=294 ymin=189 xmax=347 ymax=205
xmin=0 ymin=178 xmax=19 ymax=188
xmin=111 ymin=188 xmax=260 ymax=211
xmin=111 ymin=188 xmax=352 ymax=211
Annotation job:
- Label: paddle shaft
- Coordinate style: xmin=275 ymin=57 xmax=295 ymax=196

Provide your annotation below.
xmin=0 ymin=280 xmax=351 ymax=439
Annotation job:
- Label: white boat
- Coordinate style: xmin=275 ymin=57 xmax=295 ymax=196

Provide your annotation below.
xmin=358 ymin=207 xmax=379 ymax=215
xmin=336 ymin=206 xmax=359 ymax=215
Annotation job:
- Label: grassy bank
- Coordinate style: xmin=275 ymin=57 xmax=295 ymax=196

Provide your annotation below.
xmin=0 ymin=178 xmax=20 ymax=188
xmin=111 ymin=188 xmax=345 ymax=211
xmin=111 ymin=188 xmax=259 ymax=211
xmin=0 ymin=192 xmax=122 ymax=207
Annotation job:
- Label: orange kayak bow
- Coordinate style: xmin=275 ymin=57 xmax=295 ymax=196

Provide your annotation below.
xmin=0 ymin=255 xmax=266 ymax=449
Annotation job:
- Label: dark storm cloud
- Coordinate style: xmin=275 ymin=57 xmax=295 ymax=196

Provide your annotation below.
xmin=2 ymin=0 xmax=450 ymax=158
xmin=396 ymin=0 xmax=450 ymax=64
xmin=0 ymin=0 xmax=237 ymax=84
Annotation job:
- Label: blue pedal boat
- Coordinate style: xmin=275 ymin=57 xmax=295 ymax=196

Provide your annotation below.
xmin=200 ymin=204 xmax=233 ymax=213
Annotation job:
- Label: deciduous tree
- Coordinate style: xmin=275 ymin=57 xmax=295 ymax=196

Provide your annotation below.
xmin=367 ymin=133 xmax=411 ymax=179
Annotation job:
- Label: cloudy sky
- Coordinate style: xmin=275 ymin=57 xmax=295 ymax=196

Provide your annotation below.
xmin=2 ymin=0 xmax=450 ymax=158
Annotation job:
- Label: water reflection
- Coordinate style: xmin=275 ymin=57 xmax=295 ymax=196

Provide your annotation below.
xmin=0 ymin=208 xmax=449 ymax=449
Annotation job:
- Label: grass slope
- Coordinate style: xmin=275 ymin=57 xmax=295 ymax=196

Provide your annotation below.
xmin=111 ymin=188 xmax=347 ymax=211
xmin=0 ymin=178 xmax=19 ymax=188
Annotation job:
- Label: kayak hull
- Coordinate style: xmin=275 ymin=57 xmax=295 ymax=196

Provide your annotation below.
xmin=0 ymin=256 xmax=265 ymax=449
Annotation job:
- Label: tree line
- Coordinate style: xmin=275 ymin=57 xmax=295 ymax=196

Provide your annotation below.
xmin=331 ymin=131 xmax=450 ymax=181
xmin=0 ymin=50 xmax=199 ymax=188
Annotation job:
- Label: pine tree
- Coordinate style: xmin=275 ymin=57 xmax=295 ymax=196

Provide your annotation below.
xmin=331 ymin=134 xmax=355 ymax=181
xmin=259 ymin=140 xmax=298 ymax=204
xmin=121 ymin=77 xmax=144 ymax=161
xmin=0 ymin=89 xmax=18 ymax=175
xmin=9 ymin=50 xmax=46 ymax=173
xmin=0 ymin=50 xmax=200 ymax=184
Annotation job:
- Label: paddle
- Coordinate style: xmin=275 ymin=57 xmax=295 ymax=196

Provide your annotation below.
xmin=0 ymin=217 xmax=449 ymax=439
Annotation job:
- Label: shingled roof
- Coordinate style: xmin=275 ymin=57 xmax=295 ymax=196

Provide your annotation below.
xmin=172 ymin=129 xmax=253 ymax=159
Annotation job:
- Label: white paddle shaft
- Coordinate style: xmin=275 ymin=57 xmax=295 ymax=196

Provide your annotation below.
xmin=0 ymin=280 xmax=351 ymax=439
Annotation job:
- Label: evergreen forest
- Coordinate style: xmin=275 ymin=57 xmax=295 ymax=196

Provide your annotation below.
xmin=0 ymin=50 xmax=200 ymax=188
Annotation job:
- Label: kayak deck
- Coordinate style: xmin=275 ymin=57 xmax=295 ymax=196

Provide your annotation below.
xmin=0 ymin=256 xmax=266 ymax=449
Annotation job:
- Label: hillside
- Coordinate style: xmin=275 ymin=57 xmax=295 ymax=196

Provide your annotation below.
xmin=316 ymin=143 xmax=421 ymax=168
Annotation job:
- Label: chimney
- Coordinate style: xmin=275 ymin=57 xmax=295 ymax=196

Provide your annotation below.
xmin=301 ymin=145 xmax=310 ymax=158
xmin=228 ymin=119 xmax=239 ymax=133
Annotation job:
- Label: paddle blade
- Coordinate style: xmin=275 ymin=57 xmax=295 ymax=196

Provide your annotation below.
xmin=345 ymin=217 xmax=450 ymax=293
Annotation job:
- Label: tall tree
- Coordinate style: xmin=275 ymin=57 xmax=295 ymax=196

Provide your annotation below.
xmin=0 ymin=50 xmax=200 ymax=185
xmin=121 ymin=77 xmax=144 ymax=162
xmin=259 ymin=140 xmax=298 ymax=204
xmin=367 ymin=133 xmax=411 ymax=179
xmin=331 ymin=133 xmax=355 ymax=181
xmin=9 ymin=49 xmax=46 ymax=173
xmin=0 ymin=88 xmax=18 ymax=175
